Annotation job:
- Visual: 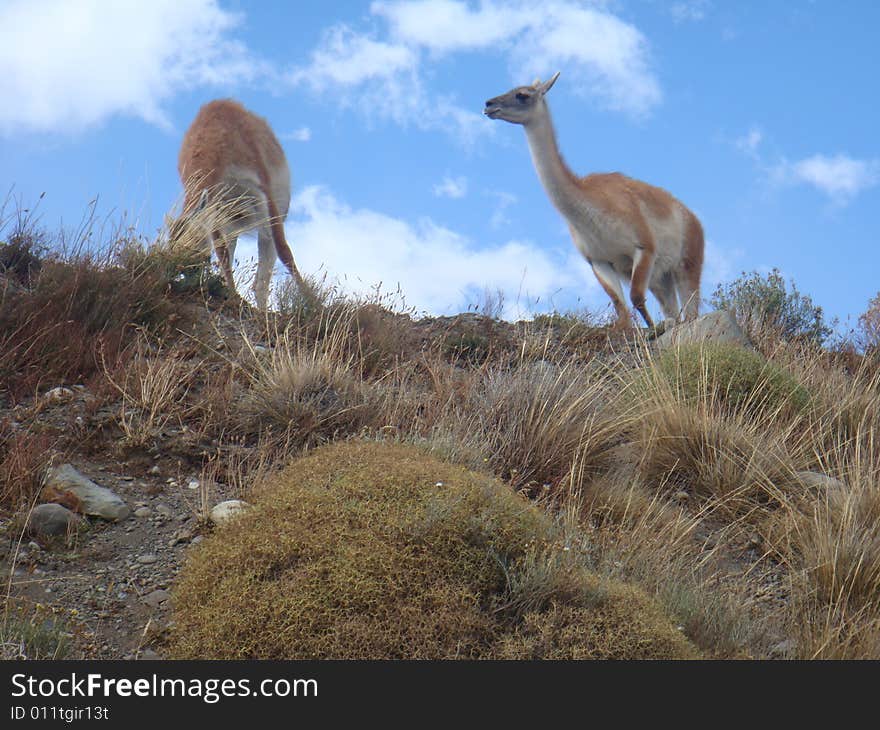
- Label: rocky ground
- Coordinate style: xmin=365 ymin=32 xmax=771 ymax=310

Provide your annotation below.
xmin=0 ymin=413 xmax=242 ymax=659
xmin=0 ymin=305 xmax=543 ymax=659
xmin=0 ymin=304 xmax=800 ymax=659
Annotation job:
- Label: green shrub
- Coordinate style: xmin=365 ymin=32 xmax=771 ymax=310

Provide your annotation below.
xmin=858 ymin=292 xmax=880 ymax=354
xmin=657 ymin=342 xmax=811 ymax=416
xmin=168 ymin=441 xmax=696 ymax=659
xmin=0 ymin=232 xmax=45 ymax=286
xmin=710 ymin=269 xmax=832 ymax=345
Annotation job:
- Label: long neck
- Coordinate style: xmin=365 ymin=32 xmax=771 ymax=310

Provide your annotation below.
xmin=523 ymin=103 xmax=586 ymax=219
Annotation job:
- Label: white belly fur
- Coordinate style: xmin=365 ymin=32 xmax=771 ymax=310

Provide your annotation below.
xmin=569 ymin=201 xmax=686 ymax=288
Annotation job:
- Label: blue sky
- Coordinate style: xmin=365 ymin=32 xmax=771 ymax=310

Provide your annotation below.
xmin=1 ymin=1 xmax=878 ymax=327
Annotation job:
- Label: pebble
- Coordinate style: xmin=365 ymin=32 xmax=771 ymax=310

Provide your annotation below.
xmin=155 ymin=504 xmax=173 ymax=518
xmin=168 ymin=527 xmax=195 ymax=547
xmin=134 ymin=507 xmax=152 ymax=519
xmin=149 ymin=466 xmax=161 ymax=475
xmin=137 ymin=554 xmax=158 ymax=565
xmin=142 ymin=589 xmax=171 ymax=609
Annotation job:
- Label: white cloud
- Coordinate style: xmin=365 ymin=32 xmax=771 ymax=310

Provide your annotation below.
xmin=233 ymin=185 xmax=596 ymax=319
xmin=487 ymin=190 xmax=517 ymax=229
xmin=373 ymin=0 xmax=524 ymax=51
xmin=287 ymin=22 xmax=486 ymax=143
xmin=283 ymin=127 xmax=312 ymax=142
xmin=0 ymin=0 xmax=264 ymax=135
xmin=504 ymin=4 xmax=661 ymax=115
xmin=289 ymin=25 xmax=417 ymax=88
xmin=289 ymin=0 xmax=662 ymax=140
xmin=670 ymin=1 xmax=710 ymax=24
xmin=433 ymin=176 xmax=468 ymax=198
xmin=772 ymin=154 xmax=880 ymax=203
xmin=735 ymin=126 xmax=763 ymax=157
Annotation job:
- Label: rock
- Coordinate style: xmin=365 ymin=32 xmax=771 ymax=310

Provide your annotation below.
xmin=138 ymin=649 xmax=161 ymax=661
xmin=168 ymin=527 xmax=194 ymax=547
xmin=42 ymin=386 xmax=75 ymax=405
xmin=769 ymin=639 xmax=797 ymax=659
xmin=155 ymin=504 xmax=173 ymax=518
xmin=209 ymin=500 xmax=251 ymax=526
xmin=39 ymin=484 xmax=83 ymax=513
xmin=26 ymin=504 xmax=84 ymax=538
xmin=134 ymin=507 xmax=153 ymax=519
xmin=186 ymin=478 xmax=200 ymax=491
xmin=672 ymin=491 xmax=689 ymax=503
xmin=655 ymin=310 xmax=752 ymax=351
xmin=795 ymin=471 xmax=847 ymax=492
xmin=142 ymin=589 xmax=171 ymax=609
xmin=137 ymin=554 xmax=158 ymax=565
xmin=149 ymin=465 xmax=161 ymax=475
xmin=45 ymin=465 xmax=130 ymax=521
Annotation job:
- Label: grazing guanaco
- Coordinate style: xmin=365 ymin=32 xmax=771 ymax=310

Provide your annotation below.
xmin=484 ymin=72 xmax=704 ymax=328
xmin=170 ymin=99 xmax=304 ymax=308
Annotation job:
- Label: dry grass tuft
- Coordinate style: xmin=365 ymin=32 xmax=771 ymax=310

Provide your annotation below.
xmin=0 ymin=420 xmax=52 ymax=512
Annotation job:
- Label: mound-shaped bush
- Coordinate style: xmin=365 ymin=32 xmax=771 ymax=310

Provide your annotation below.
xmin=657 ymin=342 xmax=810 ymax=415
xmin=168 ymin=441 xmax=696 ymax=659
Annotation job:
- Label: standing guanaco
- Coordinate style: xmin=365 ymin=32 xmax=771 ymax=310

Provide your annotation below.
xmin=485 ymin=73 xmax=704 ymax=327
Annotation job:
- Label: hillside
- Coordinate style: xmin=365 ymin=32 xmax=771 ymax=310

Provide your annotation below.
xmin=1 ymin=223 xmax=879 ymax=660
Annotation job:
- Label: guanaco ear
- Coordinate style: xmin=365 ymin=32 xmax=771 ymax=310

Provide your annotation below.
xmin=540 ymin=71 xmax=561 ymax=95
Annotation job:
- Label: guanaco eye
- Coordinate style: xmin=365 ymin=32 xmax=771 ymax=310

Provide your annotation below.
xmin=515 ymin=92 xmax=530 ymax=102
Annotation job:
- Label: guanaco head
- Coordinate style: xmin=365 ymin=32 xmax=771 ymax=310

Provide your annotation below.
xmin=484 ymin=71 xmax=560 ymax=126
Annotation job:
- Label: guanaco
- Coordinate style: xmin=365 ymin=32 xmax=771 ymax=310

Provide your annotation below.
xmin=485 ymin=73 xmax=704 ymax=327
xmin=171 ymin=99 xmax=304 ymax=308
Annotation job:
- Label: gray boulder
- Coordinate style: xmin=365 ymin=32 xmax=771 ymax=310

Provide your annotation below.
xmin=655 ymin=310 xmax=752 ymax=351
xmin=26 ymin=503 xmax=84 ymax=538
xmin=45 ymin=464 xmax=130 ymax=521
